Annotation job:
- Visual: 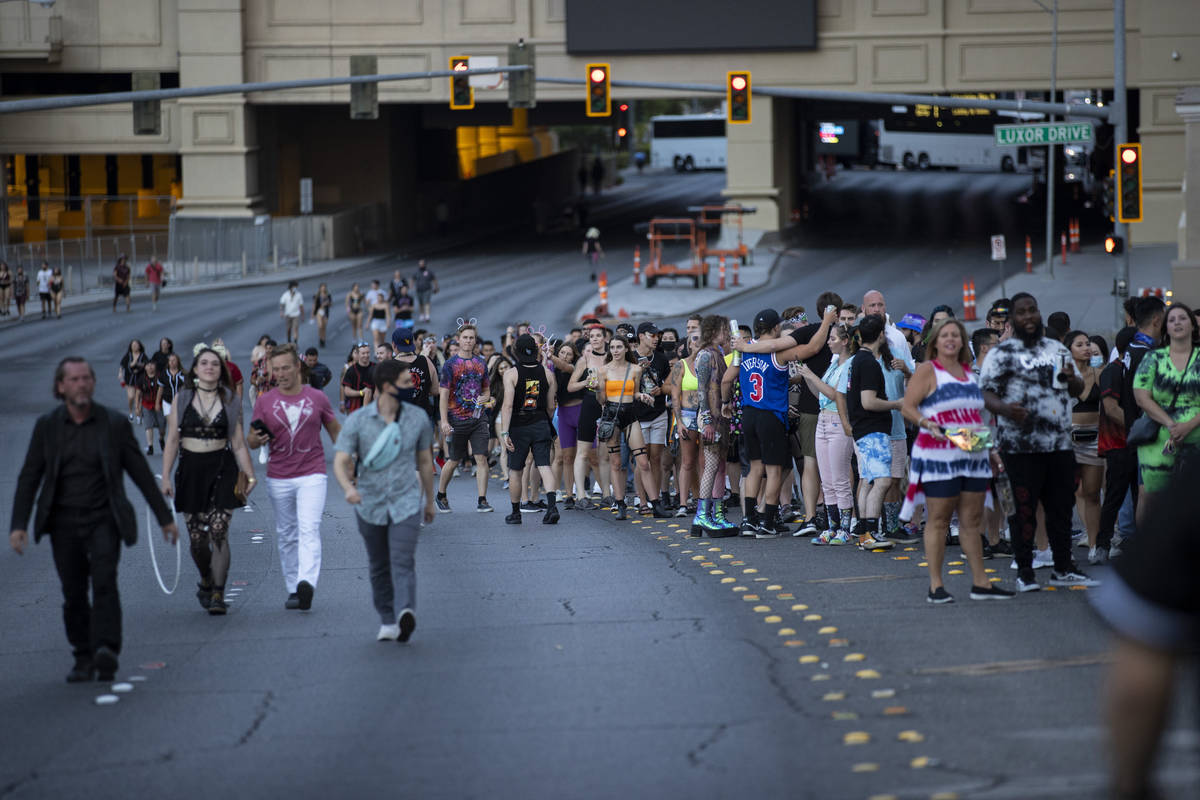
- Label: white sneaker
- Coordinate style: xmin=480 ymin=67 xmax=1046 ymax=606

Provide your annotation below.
xmin=1087 ymin=546 xmax=1107 ymax=565
xmin=377 ymin=623 xmax=400 ymax=641
xmin=1032 ymin=549 xmax=1054 ymax=569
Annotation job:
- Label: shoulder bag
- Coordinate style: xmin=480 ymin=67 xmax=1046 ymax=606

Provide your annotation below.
xmin=596 ymin=365 xmax=630 ymax=442
xmin=1126 ymin=348 xmax=1195 ymax=446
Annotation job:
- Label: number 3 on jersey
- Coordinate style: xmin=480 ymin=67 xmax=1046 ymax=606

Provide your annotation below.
xmin=747 ymin=372 xmax=764 ymax=403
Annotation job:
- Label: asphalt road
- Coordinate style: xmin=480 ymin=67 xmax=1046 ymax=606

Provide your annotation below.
xmin=2 ymin=169 xmax=1196 ymax=799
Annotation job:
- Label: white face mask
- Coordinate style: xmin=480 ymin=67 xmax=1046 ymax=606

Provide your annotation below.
xmin=1089 ymin=355 xmax=1105 ymax=368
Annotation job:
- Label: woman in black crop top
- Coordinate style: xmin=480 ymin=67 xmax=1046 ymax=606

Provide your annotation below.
xmin=160 ymin=347 xmax=256 ymax=615
xmin=1066 ymin=330 xmax=1104 ymax=555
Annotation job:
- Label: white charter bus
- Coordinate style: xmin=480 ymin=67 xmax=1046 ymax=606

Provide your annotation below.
xmin=650 ymin=114 xmax=726 ymax=171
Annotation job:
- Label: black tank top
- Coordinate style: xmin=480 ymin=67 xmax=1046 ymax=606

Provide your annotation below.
xmin=557 ymin=367 xmax=586 ymax=405
xmin=512 ymin=362 xmax=549 ymax=427
xmin=405 ymin=354 xmax=435 ymax=414
xmin=1073 ymin=380 xmax=1101 ymax=414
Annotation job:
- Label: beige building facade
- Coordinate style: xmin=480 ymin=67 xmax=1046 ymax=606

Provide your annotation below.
xmin=1 ymin=0 xmax=1197 ymax=247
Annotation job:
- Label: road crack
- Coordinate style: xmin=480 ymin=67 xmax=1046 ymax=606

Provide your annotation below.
xmin=740 ymin=637 xmax=807 ymax=717
xmin=237 ymin=690 xmax=275 ymax=747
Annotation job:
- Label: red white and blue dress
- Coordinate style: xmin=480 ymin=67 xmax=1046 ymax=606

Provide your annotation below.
xmin=901 ymin=360 xmax=994 ymax=519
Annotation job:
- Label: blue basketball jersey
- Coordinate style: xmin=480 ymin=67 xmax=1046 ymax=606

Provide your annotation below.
xmin=739 ymin=352 xmax=790 ymax=424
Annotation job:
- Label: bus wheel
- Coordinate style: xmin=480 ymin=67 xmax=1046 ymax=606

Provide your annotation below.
xmin=1001 ymin=156 xmax=1015 ymax=173
xmin=918 ymin=153 xmax=931 ymax=170
xmin=673 ymin=155 xmax=684 ymax=172
xmin=902 ymin=152 xmax=916 ymax=170
xmin=683 ymin=156 xmax=695 ymax=171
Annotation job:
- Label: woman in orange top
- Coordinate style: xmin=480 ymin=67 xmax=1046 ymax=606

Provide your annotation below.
xmin=594 ymin=333 xmax=660 ymax=519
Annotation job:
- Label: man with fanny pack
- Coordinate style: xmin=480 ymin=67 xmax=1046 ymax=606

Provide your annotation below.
xmin=498 ymin=335 xmax=560 ymax=526
xmin=333 ymin=359 xmax=435 ymax=643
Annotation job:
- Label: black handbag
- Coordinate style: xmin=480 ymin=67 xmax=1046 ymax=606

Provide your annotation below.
xmin=596 ymin=365 xmax=630 ymax=442
xmin=1126 ymin=348 xmax=1194 ymax=446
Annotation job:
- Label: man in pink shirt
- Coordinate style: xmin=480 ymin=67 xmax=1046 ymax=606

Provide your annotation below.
xmin=247 ymin=343 xmax=341 ymax=610
xmin=145 ymin=258 xmax=164 ymax=311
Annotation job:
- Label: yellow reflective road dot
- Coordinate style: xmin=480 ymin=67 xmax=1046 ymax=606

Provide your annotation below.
xmin=852 ymin=763 xmax=879 ymax=773
xmin=743 ymin=568 xmax=758 ymax=574
xmin=903 ymin=546 xmax=918 ymax=551
xmin=1044 ymin=586 xmax=1058 ymax=591
xmin=832 ymin=710 xmax=859 ymax=720
xmin=931 ymin=793 xmax=959 ymax=800
xmin=691 ymin=555 xmax=706 ymax=561
xmin=753 ymin=605 xmax=772 ymax=613
xmin=812 ymin=673 xmax=832 ymax=681
xmin=777 ymin=628 xmax=797 ymax=636
xmin=799 ymin=655 xmax=820 ymax=664
xmin=742 ymin=594 xmax=760 ymax=601
xmin=791 ymin=604 xmax=809 ymax=611
xmin=700 ymin=562 xmax=715 ymax=568
xmin=822 ymin=691 xmax=845 ymax=701
xmin=720 ymin=577 xmax=735 ymax=584
xmin=948 ymin=560 xmax=964 ymax=566
xmin=1069 ymin=585 xmax=1089 ymax=591
xmin=709 ymin=569 xmax=725 ymax=575
xmin=884 ymin=706 xmax=909 ymax=716
xmin=730 ymin=560 xmax=746 ymax=566
xmin=911 ymin=756 xmax=931 ymax=769
xmin=783 ymin=639 xmax=806 ymax=647
xmin=776 ymin=592 xmax=795 ymax=599
xmin=989 ymin=577 xmax=1002 ymax=583
xmin=720 ymin=554 xmax=734 ymax=560
xmin=856 ymin=669 xmax=882 ymax=679
xmin=871 ymin=688 xmax=896 ymax=699
xmin=948 ymin=569 xmax=964 ymax=575
xmin=818 ymin=626 xmax=838 ymax=634
xmin=766 ymin=584 xmax=782 ymax=591
xmin=657 ymin=535 xmax=670 ymax=540
xmin=681 ymin=549 xmax=693 ymax=554
xmin=764 ymin=615 xmax=782 ymax=623
xmin=898 ymin=730 xmax=925 ymax=742
xmin=803 ymin=614 xmax=822 ymax=621
xmin=829 ymin=638 xmax=850 ymax=647
xmin=844 ymin=653 xmax=865 ymax=662
xmin=918 ymin=562 xmax=929 ymax=567
xmin=732 ymin=586 xmax=747 ymax=592
xmin=708 ymin=547 xmax=722 ymax=552
xmin=984 ymin=568 xmax=996 ymax=574
xmin=843 ymin=731 xmax=870 ymax=745
xmin=893 ymin=556 xmax=910 ymax=560
xmin=668 ymin=543 xmax=681 ymax=548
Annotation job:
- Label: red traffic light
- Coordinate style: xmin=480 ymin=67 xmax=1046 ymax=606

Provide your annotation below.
xmin=452 ymin=61 xmax=469 ymax=72
xmin=730 ymin=75 xmax=747 ymax=91
xmin=619 ymin=103 xmax=629 ymax=112
xmin=590 ymin=68 xmax=607 ymax=83
xmin=1105 ymin=235 xmax=1124 ymax=254
xmin=1121 ymin=147 xmax=1138 ymax=164
xmin=617 ymin=127 xmax=628 ymax=137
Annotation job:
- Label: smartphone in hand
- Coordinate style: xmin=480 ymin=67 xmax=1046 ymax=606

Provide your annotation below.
xmin=250 ymin=419 xmax=273 ymax=440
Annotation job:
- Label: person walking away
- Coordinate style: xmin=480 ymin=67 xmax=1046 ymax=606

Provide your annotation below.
xmin=112 ymin=255 xmax=132 ymax=313
xmin=980 ymin=293 xmax=1100 ymax=592
xmin=145 ymin=257 xmax=164 ymax=311
xmin=435 ymin=323 xmax=493 ymax=512
xmin=12 ymin=265 xmax=29 ymax=320
xmin=334 ymin=359 xmax=435 ymax=642
xmin=36 ymin=261 xmax=53 ymax=319
xmin=901 ymin=318 xmax=1014 ymax=603
xmin=0 ymin=261 xmax=12 ymax=316
xmin=279 ymin=281 xmax=304 ymax=345
xmin=499 ymin=335 xmax=561 ymax=525
xmin=10 ymin=357 xmax=179 ymax=682
xmin=582 ymin=228 xmax=604 ymax=283
xmin=412 ymin=260 xmax=438 ymax=323
xmin=160 ymin=347 xmax=256 ymax=614
xmin=247 ymin=344 xmax=340 ymax=610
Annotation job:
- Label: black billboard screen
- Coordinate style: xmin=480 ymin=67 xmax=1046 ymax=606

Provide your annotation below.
xmin=565 ymin=1 xmax=817 ymax=54
xmin=814 ymin=121 xmax=859 ymax=156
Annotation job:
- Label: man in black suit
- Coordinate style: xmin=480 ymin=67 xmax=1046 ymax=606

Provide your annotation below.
xmin=10 ymin=357 xmax=179 ymax=683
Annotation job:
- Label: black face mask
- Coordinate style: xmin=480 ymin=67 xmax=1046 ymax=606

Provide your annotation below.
xmin=391 ymin=386 xmax=417 ymax=402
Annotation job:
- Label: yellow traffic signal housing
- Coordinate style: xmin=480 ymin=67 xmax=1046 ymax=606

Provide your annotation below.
xmin=1116 ymin=143 xmax=1142 ymax=223
xmin=586 ymin=63 xmax=611 ymax=117
xmin=449 ymin=56 xmax=474 ymax=110
xmin=727 ymin=71 xmax=751 ymax=124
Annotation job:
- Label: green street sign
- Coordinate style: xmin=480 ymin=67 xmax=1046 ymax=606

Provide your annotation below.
xmin=994 ymin=122 xmax=1093 ymax=147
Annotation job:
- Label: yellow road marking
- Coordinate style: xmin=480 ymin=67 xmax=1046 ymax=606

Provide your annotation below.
xmin=764 ymin=615 xmax=782 ymax=623
xmin=856 ymin=669 xmax=882 ymax=679
xmin=752 ymin=605 xmax=772 ymax=612
xmin=843 ymin=731 xmax=870 ymax=745
xmin=777 ymin=628 xmax=796 ymax=636
xmin=818 ymin=626 xmax=838 ymax=634
xmin=844 ymin=653 xmax=865 ymax=662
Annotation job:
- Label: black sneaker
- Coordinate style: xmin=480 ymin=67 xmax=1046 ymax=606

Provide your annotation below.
xmin=296 ymin=580 xmax=314 ymax=610
xmin=535 ymin=500 xmax=548 ymax=510
xmin=927 ymin=587 xmax=955 ymax=604
xmin=543 ymin=506 xmax=560 ymax=525
xmin=991 ymin=539 xmax=1014 ymax=556
xmin=601 ymin=496 xmax=615 ymax=509
xmin=145 ymin=445 xmax=154 ymax=455
xmin=755 ymin=520 xmax=782 ymax=539
xmin=520 ymin=501 xmax=540 ymax=513
xmin=650 ymin=501 xmax=671 ymax=518
xmin=969 ymin=584 xmax=1016 ymax=600
xmin=285 ymin=592 xmax=301 ymax=609
xmin=575 ymin=497 xmax=595 ymax=510
xmin=476 ymin=499 xmax=494 ymax=513
xmin=563 ymin=496 xmax=576 ymax=510
xmin=208 ymin=589 xmax=228 ymax=615
xmin=196 ymin=580 xmax=214 ymax=610
xmin=885 ymin=528 xmax=921 ymax=545
xmin=93 ymin=646 xmax=119 ymax=681
xmin=505 ymin=511 xmax=522 ymax=525
xmin=435 ymin=495 xmax=451 ymax=513
xmin=66 ymin=655 xmax=93 ymax=683
xmin=615 ymin=500 xmax=628 ymax=520
xmin=397 ymin=609 xmax=416 ymax=643
xmin=981 ymin=538 xmax=995 ymax=560
xmin=811 ymin=509 xmax=829 ymax=532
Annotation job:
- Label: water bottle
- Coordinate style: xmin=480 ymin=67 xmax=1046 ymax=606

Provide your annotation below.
xmin=994 ymin=472 xmax=1016 ymax=517
xmin=729 ymin=319 xmax=741 ymax=366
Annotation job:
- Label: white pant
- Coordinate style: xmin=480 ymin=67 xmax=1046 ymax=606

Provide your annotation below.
xmin=267 ymin=474 xmax=327 ymax=593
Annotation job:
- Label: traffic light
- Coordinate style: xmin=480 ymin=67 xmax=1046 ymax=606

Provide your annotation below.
xmin=1104 ymin=234 xmax=1124 ymax=255
xmin=350 ymin=55 xmax=378 ymax=120
xmin=586 ymin=63 xmax=610 ymax=117
xmin=727 ymin=71 xmax=751 ymax=124
xmin=507 ymin=41 xmax=536 ymax=109
xmin=449 ymin=56 xmax=474 ymax=110
xmin=615 ymin=102 xmax=630 ymax=150
xmin=1116 ymin=143 xmax=1142 ymax=223
xmin=132 ymin=71 xmax=160 ymax=135
xmin=1101 ymin=171 xmax=1115 ymax=222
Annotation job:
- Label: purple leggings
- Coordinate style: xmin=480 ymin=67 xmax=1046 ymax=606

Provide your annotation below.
xmin=557 ymin=403 xmax=583 ymax=449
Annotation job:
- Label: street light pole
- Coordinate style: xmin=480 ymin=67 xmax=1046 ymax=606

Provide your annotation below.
xmin=1113 ymin=0 xmax=1130 ymax=328
xmin=1045 ymin=0 xmax=1058 ymax=279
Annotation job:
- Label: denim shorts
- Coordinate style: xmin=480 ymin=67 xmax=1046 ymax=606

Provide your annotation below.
xmin=854 ymin=432 xmax=893 ymax=483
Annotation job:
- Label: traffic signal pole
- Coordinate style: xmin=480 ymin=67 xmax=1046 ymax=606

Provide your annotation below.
xmin=1113 ymin=0 xmax=1131 ymax=328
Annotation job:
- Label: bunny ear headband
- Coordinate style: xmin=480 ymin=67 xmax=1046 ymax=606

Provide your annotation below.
xmin=532 ymin=324 xmax=549 ymax=338
xmin=456 ymin=316 xmax=479 ymax=329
